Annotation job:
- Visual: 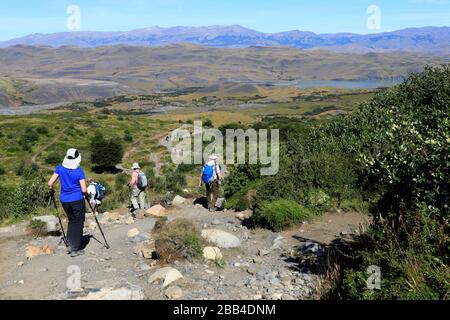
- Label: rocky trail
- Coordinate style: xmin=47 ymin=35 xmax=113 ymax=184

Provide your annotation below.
xmin=0 ymin=198 xmax=370 ymax=300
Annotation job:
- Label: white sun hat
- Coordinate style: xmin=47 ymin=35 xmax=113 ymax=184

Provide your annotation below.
xmin=131 ymin=163 xmax=141 ymax=170
xmin=62 ymin=148 xmax=82 ymax=170
xmin=208 ymin=154 xmax=219 ymax=161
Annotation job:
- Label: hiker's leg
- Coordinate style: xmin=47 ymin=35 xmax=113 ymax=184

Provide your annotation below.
xmin=212 ymin=182 xmax=220 ymax=208
xmin=139 ymin=189 xmax=147 ymax=209
xmin=63 ymin=200 xmax=86 ymax=251
xmin=130 ymin=187 xmax=140 ymax=211
xmin=205 ymin=183 xmax=213 ymax=209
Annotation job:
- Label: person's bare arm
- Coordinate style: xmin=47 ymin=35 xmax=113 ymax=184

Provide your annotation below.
xmin=79 ymin=179 xmax=87 ymax=193
xmin=47 ymin=173 xmax=59 ymax=190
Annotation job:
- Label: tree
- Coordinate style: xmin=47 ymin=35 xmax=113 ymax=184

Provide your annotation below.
xmin=90 ymin=133 xmax=124 ymax=170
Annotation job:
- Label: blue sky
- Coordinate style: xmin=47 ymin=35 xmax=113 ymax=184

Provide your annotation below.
xmin=0 ymin=0 xmax=449 ymax=41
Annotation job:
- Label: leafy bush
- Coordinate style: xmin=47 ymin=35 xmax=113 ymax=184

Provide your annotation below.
xmin=332 ymin=66 xmax=450 ymax=299
xmin=0 ymin=186 xmax=14 ymax=222
xmin=0 ymin=167 xmax=5 ymax=176
xmin=90 ymin=133 xmax=124 ymax=171
xmin=306 ymin=189 xmax=332 ymax=214
xmin=13 ymin=171 xmax=48 ymax=218
xmin=18 ymin=127 xmax=39 ymax=151
xmin=45 ymin=152 xmax=63 ymax=166
xmin=123 ymin=130 xmax=133 ymax=142
xmin=253 ymin=199 xmax=311 ymax=231
xmin=203 ymin=119 xmax=213 ymax=128
xmin=36 ymin=126 xmax=49 ymax=135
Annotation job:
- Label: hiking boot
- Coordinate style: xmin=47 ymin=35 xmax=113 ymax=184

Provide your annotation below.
xmin=70 ymin=250 xmax=85 ymax=258
xmin=209 ymin=207 xmax=218 ymax=212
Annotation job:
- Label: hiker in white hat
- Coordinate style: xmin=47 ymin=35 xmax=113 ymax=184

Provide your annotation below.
xmin=128 ymin=163 xmax=148 ymax=217
xmin=47 ymin=148 xmax=87 ymax=257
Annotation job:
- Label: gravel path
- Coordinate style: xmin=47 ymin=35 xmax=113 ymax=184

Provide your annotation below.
xmin=0 ymin=201 xmax=370 ymax=300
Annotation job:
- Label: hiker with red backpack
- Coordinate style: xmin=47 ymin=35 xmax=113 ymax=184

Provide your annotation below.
xmin=200 ymin=154 xmax=224 ymax=212
xmin=129 ymin=163 xmax=148 ymax=216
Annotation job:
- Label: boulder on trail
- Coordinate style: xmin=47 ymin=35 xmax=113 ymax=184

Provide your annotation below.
xmin=32 ymin=216 xmax=60 ymax=233
xmin=26 ymin=245 xmax=55 ymax=259
xmin=127 ymin=228 xmax=140 ymax=238
xmin=165 ymin=286 xmax=183 ymax=299
xmin=101 ymin=211 xmax=120 ymax=223
xmin=203 ymin=246 xmax=223 ymax=261
xmin=172 ymin=195 xmax=187 ymax=206
xmin=134 ymin=242 xmax=155 ymax=259
xmin=201 ymin=229 xmax=241 ymax=249
xmin=148 ymin=267 xmax=183 ymax=288
xmin=145 ymin=205 xmax=167 ymax=217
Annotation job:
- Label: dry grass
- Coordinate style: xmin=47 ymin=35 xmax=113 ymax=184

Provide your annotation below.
xmin=153 ymin=218 xmax=204 ymax=264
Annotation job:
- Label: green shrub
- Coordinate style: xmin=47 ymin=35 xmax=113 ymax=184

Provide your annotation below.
xmin=203 ymin=119 xmax=213 ymax=128
xmin=306 ymin=189 xmax=332 ymax=213
xmin=13 ymin=171 xmax=48 ymax=218
xmin=123 ymin=130 xmax=133 ymax=142
xmin=328 ymin=66 xmax=450 ymax=300
xmin=90 ymin=133 xmax=124 ymax=170
xmin=253 ymin=199 xmax=311 ymax=231
xmin=339 ymin=198 xmax=370 ymax=212
xmin=0 ymin=167 xmax=5 ymax=176
xmin=36 ymin=126 xmax=49 ymax=135
xmin=45 ymin=152 xmax=63 ymax=166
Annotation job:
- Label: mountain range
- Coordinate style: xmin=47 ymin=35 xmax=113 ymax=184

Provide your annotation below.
xmin=1 ymin=25 xmax=449 ymax=54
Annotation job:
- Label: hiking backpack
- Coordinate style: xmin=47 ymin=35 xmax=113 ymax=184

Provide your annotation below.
xmin=94 ymin=183 xmax=106 ymax=201
xmin=202 ymin=163 xmax=216 ymax=184
xmin=137 ymin=171 xmax=148 ymax=189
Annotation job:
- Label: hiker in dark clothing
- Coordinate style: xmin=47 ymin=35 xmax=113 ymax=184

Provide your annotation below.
xmin=47 ymin=148 xmax=87 ymax=258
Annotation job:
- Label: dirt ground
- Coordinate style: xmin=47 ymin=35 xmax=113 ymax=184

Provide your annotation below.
xmin=0 ymin=202 xmax=370 ymax=300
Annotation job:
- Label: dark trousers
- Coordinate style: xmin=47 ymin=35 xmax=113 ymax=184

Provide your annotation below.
xmin=61 ymin=199 xmax=86 ymax=251
xmin=206 ymin=181 xmax=220 ymax=209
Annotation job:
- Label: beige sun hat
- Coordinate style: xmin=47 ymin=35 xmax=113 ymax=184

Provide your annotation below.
xmin=62 ymin=148 xmax=81 ymax=170
xmin=208 ymin=154 xmax=219 ymax=161
xmin=131 ymin=163 xmax=141 ymax=170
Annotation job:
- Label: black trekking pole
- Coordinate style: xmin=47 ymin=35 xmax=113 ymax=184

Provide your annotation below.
xmin=49 ymin=191 xmax=69 ymax=248
xmin=86 ymin=200 xmax=110 ymax=249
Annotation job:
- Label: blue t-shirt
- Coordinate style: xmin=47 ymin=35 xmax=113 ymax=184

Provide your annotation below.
xmin=55 ymin=165 xmax=86 ymax=203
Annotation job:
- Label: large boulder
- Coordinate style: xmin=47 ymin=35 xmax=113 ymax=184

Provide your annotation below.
xmin=32 ymin=216 xmax=60 ymax=233
xmin=148 ymin=267 xmax=183 ymax=288
xmin=101 ymin=211 xmax=120 ymax=223
xmin=201 ymin=229 xmax=241 ymax=249
xmin=165 ymin=286 xmax=183 ymax=299
xmin=203 ymin=247 xmax=223 ymax=261
xmin=127 ymin=228 xmax=140 ymax=238
xmin=145 ymin=205 xmax=167 ymax=217
xmin=172 ymin=195 xmax=187 ymax=206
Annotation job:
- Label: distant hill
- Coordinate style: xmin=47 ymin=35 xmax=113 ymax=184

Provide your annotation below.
xmin=0 ymin=25 xmax=449 ymax=54
xmin=0 ymin=44 xmax=447 ymax=107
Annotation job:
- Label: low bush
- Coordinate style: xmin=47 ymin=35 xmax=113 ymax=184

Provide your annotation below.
xmin=253 ymin=199 xmax=312 ymax=231
xmin=153 ymin=219 xmax=204 ymax=263
xmin=45 ymin=152 xmax=63 ymax=166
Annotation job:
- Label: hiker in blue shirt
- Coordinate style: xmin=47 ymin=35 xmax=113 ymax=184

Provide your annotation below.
xmin=199 ymin=154 xmax=223 ymax=212
xmin=47 ymin=148 xmax=88 ymax=257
